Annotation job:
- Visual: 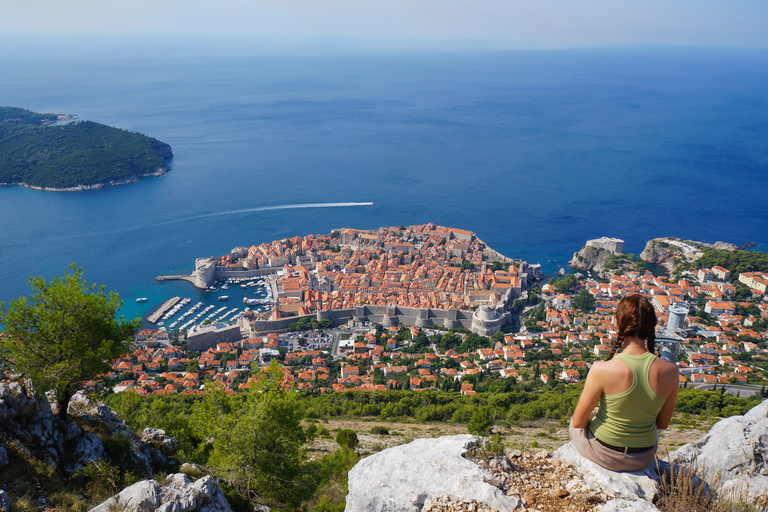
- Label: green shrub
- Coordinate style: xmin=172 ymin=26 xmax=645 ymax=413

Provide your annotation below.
xmin=335 ymin=429 xmax=359 ymax=450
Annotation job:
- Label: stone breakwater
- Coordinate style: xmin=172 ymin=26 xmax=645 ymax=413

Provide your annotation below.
xmin=0 ymin=165 xmax=171 ymax=192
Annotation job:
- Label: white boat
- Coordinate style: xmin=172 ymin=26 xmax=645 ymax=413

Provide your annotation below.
xmin=244 ymin=298 xmax=259 ymax=305
xmin=221 ymin=284 xmax=229 ymax=290
xmin=219 ymin=296 xmax=229 ymax=301
xmin=136 ymin=297 xmax=148 ymax=302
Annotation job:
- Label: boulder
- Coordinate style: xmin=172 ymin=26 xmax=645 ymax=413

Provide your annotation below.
xmin=73 ymin=432 xmax=106 ymax=465
xmin=90 ymin=480 xmax=162 ymax=512
xmin=0 ymin=490 xmax=9 ymax=512
xmin=89 ymin=474 xmax=231 ymax=512
xmin=142 ymin=428 xmax=179 ymax=454
xmin=0 ymin=380 xmax=63 ymax=465
xmin=0 ymin=446 xmax=8 ymax=466
xmin=344 ymin=435 xmax=523 ymax=512
xmin=553 ymin=442 xmax=663 ymax=509
xmin=65 ymin=421 xmax=82 ymax=441
xmin=68 ymin=392 xmax=155 ymax=475
xmin=670 ymin=399 xmax=768 ymax=503
xmin=180 ymin=462 xmax=205 ymax=478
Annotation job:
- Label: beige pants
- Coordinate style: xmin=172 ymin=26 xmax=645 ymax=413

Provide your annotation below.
xmin=569 ymin=420 xmax=657 ymax=472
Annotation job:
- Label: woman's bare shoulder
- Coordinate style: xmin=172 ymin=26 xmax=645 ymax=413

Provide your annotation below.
xmin=653 ymin=356 xmax=680 ymax=376
xmin=589 ymin=359 xmax=628 ymax=378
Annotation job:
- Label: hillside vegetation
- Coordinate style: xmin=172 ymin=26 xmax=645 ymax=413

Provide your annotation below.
xmin=694 ymin=248 xmax=768 ymax=279
xmin=0 ymin=106 xmax=172 ymax=189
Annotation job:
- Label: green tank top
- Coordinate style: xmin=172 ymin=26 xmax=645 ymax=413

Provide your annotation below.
xmin=589 ymin=351 xmax=667 ymax=448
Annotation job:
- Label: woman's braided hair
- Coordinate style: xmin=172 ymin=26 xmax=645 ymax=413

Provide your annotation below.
xmin=606 ymin=294 xmax=657 ymax=361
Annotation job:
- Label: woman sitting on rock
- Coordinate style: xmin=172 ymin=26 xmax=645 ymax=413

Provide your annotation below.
xmin=570 ymin=294 xmax=679 ymax=471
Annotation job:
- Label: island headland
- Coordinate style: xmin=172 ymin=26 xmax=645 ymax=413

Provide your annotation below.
xmin=0 ymin=106 xmax=172 ymax=191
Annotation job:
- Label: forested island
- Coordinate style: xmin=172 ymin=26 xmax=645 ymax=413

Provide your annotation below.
xmin=0 ymin=106 xmax=172 ymax=191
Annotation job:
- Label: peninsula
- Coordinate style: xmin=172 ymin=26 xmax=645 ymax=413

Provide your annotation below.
xmin=0 ymin=106 xmax=172 ymax=191
xmin=158 ymin=223 xmax=542 ymax=336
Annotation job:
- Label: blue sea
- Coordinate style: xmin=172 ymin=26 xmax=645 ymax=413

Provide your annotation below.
xmin=1 ymin=46 xmax=767 ymax=323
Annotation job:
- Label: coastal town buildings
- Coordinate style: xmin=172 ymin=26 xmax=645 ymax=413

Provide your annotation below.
xmin=112 ymin=232 xmax=767 ymax=398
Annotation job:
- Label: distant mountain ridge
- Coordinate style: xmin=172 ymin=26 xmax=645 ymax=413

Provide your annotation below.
xmin=0 ymin=106 xmax=172 ymax=191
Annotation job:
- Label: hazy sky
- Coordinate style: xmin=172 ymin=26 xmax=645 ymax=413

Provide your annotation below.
xmin=3 ymin=0 xmax=768 ymax=51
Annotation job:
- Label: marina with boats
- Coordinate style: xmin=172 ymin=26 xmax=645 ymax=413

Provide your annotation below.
xmin=143 ymin=276 xmax=274 ymax=333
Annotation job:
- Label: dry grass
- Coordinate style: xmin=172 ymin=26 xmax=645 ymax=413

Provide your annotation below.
xmin=305 ymin=417 xmax=709 ymax=458
xmin=656 ymin=462 xmax=723 ymax=512
xmin=656 ymin=461 xmax=766 ymax=512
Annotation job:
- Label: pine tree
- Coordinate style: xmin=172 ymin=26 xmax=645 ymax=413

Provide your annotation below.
xmin=0 ymin=264 xmax=139 ymax=420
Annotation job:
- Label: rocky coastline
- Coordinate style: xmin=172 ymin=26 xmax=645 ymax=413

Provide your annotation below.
xmin=570 ymin=236 xmax=741 ymax=278
xmin=0 ymin=165 xmax=171 ymax=192
xmin=638 ymin=237 xmax=738 ymax=275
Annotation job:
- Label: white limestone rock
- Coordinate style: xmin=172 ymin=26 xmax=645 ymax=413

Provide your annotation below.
xmin=68 ymin=392 xmax=155 ymax=474
xmin=180 ymin=462 xmax=205 ymax=478
xmin=597 ymin=498 xmax=660 ymax=511
xmin=74 ymin=432 xmax=106 ymax=464
xmin=344 ymin=434 xmax=523 ymax=512
xmin=670 ymin=398 xmax=768 ymax=503
xmin=0 ymin=490 xmax=10 ymax=512
xmin=142 ymin=428 xmax=179 ymax=454
xmin=90 ymin=474 xmax=231 ymax=512
xmin=553 ymin=442 xmax=662 ymax=502
xmin=90 ymin=480 xmax=162 ymax=512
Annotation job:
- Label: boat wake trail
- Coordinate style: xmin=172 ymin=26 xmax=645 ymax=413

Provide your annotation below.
xmin=175 ymin=202 xmax=374 ymax=223
xmin=43 ymin=202 xmax=374 ymax=241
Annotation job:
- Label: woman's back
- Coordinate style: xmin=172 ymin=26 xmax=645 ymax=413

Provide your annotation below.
xmin=569 ymin=294 xmax=680 ymax=471
xmin=590 ymin=352 xmax=669 ymax=447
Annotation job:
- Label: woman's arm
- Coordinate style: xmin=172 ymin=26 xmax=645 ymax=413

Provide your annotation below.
xmin=571 ymin=364 xmax=604 ymax=428
xmin=656 ymin=365 xmax=680 ymax=429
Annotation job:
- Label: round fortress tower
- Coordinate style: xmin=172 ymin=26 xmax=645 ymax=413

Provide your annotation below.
xmin=471 ymin=305 xmax=502 ymax=336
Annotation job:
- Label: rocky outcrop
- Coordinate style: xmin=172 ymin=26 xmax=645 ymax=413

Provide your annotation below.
xmin=345 ymin=435 xmax=669 ymax=512
xmin=345 ymin=435 xmax=524 ymax=512
xmin=0 ymin=379 xmax=176 ymax=477
xmin=638 ymin=240 xmax=683 ymax=267
xmin=670 ymin=398 xmax=768 ymax=504
xmin=553 ymin=443 xmax=664 ymax=508
xmin=90 ymin=480 xmax=162 ymax=512
xmin=345 ymin=435 xmax=667 ymax=512
xmin=0 ymin=490 xmax=11 ymax=512
xmin=142 ymin=428 xmax=179 ymax=455
xmin=346 ymin=397 xmax=766 ymax=512
xmin=68 ymin=392 xmax=173 ymax=475
xmin=712 ymin=241 xmax=738 ymax=250
xmin=0 ymin=490 xmax=10 ymax=512
xmin=72 ymin=433 xmax=107 ymax=467
xmin=570 ymin=245 xmax=612 ymax=274
xmin=0 ymin=380 xmax=65 ymax=466
xmin=90 ymin=474 xmax=231 ymax=512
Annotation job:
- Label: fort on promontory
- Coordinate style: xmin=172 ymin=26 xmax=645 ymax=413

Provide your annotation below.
xmin=160 ymin=223 xmax=541 ymax=336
